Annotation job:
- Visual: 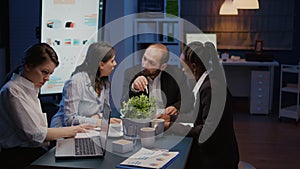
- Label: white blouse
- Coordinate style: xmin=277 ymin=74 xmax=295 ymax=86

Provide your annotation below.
xmin=50 ymin=72 xmax=110 ymax=127
xmin=192 ymin=71 xmax=210 ymax=107
xmin=0 ymin=74 xmax=48 ymax=149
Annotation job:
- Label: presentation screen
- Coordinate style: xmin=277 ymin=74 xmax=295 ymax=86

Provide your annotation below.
xmin=40 ymin=0 xmax=105 ymax=95
xmin=186 ymin=33 xmax=217 ymax=50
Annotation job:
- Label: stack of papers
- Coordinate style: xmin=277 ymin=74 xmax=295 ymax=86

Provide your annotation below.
xmin=117 ymin=148 xmax=179 ymax=169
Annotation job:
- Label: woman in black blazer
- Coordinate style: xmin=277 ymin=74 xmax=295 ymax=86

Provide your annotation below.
xmin=159 ymin=41 xmax=240 ymax=169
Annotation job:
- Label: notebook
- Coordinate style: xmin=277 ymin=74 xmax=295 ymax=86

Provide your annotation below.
xmin=55 ymin=102 xmax=111 ymax=158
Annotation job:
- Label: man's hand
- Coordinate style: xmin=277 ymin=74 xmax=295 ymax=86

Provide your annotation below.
xmin=132 ymin=76 xmax=148 ymax=92
xmin=165 ymin=106 xmax=178 ymax=115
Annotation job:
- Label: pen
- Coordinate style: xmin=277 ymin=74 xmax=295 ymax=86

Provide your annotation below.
xmin=71 ymin=116 xmax=76 ymax=126
xmin=145 ymin=86 xmax=148 ymax=94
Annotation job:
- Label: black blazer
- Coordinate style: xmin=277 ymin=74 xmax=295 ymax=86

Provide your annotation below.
xmin=127 ymin=65 xmax=192 ymax=112
xmin=168 ymin=77 xmax=240 ymax=169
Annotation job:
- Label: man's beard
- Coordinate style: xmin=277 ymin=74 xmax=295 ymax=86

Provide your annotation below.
xmin=142 ymin=69 xmax=161 ymax=78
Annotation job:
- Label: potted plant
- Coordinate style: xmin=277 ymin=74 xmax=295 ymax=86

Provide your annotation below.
xmin=120 ymin=94 xmax=156 ymax=138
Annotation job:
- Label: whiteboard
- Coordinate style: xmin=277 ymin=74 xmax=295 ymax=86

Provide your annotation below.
xmin=185 ymin=33 xmax=217 ymax=50
xmin=40 ymin=0 xmax=105 ymax=95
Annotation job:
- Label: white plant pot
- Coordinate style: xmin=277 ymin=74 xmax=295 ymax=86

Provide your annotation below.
xmin=122 ymin=118 xmax=151 ymax=139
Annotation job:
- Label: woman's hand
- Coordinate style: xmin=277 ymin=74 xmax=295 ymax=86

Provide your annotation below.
xmin=46 ymin=123 xmax=96 ymax=140
xmin=80 ymin=123 xmax=96 ymax=130
xmin=91 ymin=114 xmax=121 ymax=125
xmin=156 ymin=113 xmax=170 ymax=122
xmin=164 ymin=122 xmax=170 ymax=130
xmin=110 ymin=118 xmax=121 ymax=124
xmin=91 ymin=114 xmax=100 ymax=119
xmin=156 ymin=114 xmax=171 ymax=130
xmin=65 ymin=123 xmax=95 ymax=138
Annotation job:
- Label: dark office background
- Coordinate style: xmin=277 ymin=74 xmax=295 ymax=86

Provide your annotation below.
xmin=0 ymin=0 xmax=299 ymax=115
xmin=1 ymin=0 xmax=299 ymax=70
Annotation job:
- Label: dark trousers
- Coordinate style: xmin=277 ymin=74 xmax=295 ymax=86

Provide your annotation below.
xmin=0 ymin=147 xmax=47 ymax=169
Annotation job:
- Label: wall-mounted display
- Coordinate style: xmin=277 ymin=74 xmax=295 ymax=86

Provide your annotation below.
xmin=40 ymin=0 xmax=105 ymax=95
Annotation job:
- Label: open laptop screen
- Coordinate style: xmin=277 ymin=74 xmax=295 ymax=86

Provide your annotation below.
xmin=99 ymin=101 xmax=111 ymax=154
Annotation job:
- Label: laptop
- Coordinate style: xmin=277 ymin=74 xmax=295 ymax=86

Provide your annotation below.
xmin=55 ymin=102 xmax=111 ymax=158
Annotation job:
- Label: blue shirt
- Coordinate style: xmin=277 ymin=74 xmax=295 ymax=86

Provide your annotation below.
xmin=50 ymin=72 xmax=110 ymax=127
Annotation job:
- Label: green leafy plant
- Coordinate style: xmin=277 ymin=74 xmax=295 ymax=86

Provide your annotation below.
xmin=120 ymin=94 xmax=156 ymax=119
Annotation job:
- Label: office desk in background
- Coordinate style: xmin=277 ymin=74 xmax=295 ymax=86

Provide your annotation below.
xmin=222 ymin=59 xmax=279 ymax=114
xmin=29 ymin=135 xmax=192 ymax=169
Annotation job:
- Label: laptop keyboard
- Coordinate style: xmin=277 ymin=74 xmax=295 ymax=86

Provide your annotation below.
xmin=75 ymin=138 xmax=96 ymax=155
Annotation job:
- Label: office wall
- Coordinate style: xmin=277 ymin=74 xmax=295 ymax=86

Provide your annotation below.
xmin=182 ymin=0 xmax=295 ymax=50
xmin=0 ymin=48 xmax=5 ymax=86
xmin=0 ymin=0 xmax=8 ymax=86
xmin=181 ymin=0 xmax=300 ymax=64
xmin=6 ymin=0 xmax=300 ymax=72
xmin=0 ymin=0 xmax=8 ymax=47
xmin=9 ymin=0 xmax=40 ymax=72
xmin=104 ymin=0 xmax=137 ymax=112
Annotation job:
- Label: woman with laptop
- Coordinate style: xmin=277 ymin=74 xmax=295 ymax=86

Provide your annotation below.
xmin=0 ymin=43 xmax=94 ymax=168
xmin=50 ymin=42 xmax=121 ymax=128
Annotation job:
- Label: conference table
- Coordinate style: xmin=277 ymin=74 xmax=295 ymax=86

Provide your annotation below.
xmin=29 ymin=135 xmax=193 ymax=169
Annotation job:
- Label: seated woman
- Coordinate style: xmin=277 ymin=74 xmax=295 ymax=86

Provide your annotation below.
xmin=50 ymin=42 xmax=121 ymax=128
xmin=0 ymin=43 xmax=93 ymax=168
xmin=158 ymin=41 xmax=240 ymax=169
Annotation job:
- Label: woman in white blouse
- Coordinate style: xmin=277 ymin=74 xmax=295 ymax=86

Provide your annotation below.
xmin=50 ymin=42 xmax=120 ymax=128
xmin=158 ymin=41 xmax=239 ymax=169
xmin=0 ymin=43 xmax=93 ymax=168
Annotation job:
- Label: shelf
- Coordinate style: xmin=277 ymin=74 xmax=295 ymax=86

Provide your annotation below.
xmin=281 ymin=87 xmax=300 ymax=93
xmin=281 ymin=64 xmax=300 ymax=73
xmin=135 ymin=18 xmax=181 ymax=22
xmin=135 ymin=18 xmax=180 ymax=40
xmin=279 ymin=64 xmax=300 ymax=121
xmin=134 ymin=17 xmax=182 ymax=66
xmin=282 ymin=68 xmax=299 ymax=73
xmin=279 ymin=105 xmax=300 ymax=121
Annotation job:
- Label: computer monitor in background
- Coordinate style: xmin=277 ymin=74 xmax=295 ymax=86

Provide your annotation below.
xmin=40 ymin=0 xmax=106 ymax=95
xmin=185 ymin=33 xmax=217 ymax=50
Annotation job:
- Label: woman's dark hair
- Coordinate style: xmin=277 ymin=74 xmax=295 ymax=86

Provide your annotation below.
xmin=4 ymin=43 xmax=59 ymax=84
xmin=183 ymin=41 xmax=219 ymax=80
xmin=72 ymin=42 xmax=115 ymax=96
xmin=184 ymin=41 xmax=206 ymax=70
